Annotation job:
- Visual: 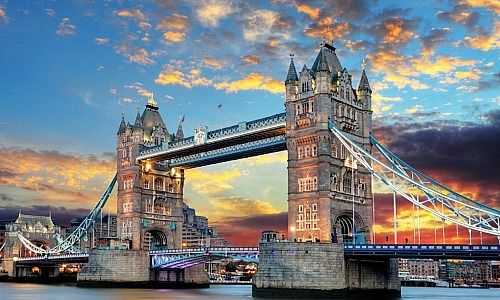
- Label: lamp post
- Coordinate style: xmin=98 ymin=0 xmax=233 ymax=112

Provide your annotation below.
xmin=290 ymin=225 xmax=296 ymax=242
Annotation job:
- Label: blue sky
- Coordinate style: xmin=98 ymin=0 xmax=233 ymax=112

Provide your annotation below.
xmin=0 ymin=0 xmax=498 ymax=244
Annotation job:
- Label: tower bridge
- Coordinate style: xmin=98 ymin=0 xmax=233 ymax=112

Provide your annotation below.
xmin=1 ymin=40 xmax=499 ymax=298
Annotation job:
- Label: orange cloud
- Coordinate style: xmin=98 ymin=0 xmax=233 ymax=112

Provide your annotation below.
xmin=155 ymin=65 xmax=212 ymax=88
xmin=163 ymin=31 xmax=186 ymax=43
xmin=114 ymin=9 xmax=146 ymax=21
xmin=214 ymin=73 xmax=283 ymax=94
xmin=296 ymin=3 xmax=321 ymax=20
xmin=461 ymin=0 xmax=500 ymax=14
xmin=156 ymin=13 xmax=189 ymax=31
xmin=304 ymin=17 xmax=350 ymax=41
xmin=382 ymin=17 xmax=415 ymax=44
xmin=384 ymin=74 xmax=429 ymax=90
xmin=411 ymin=56 xmax=477 ymax=76
xmin=202 ymin=57 xmax=225 ymax=70
xmin=240 ymin=55 xmax=261 ymax=66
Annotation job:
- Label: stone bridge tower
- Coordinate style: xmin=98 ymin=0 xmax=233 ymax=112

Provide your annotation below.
xmin=116 ymin=96 xmax=184 ymax=250
xmin=285 ymin=41 xmax=373 ymax=243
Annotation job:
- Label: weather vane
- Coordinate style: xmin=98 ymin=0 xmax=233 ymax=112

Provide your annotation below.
xmin=361 ymin=58 xmax=366 ymax=70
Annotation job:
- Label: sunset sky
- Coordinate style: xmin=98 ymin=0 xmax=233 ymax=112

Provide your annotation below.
xmin=0 ymin=0 xmax=498 ymax=246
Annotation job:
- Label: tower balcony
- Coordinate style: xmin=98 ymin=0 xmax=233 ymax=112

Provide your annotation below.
xmin=336 ymin=116 xmax=358 ymax=132
xmin=295 ymin=112 xmax=316 ymax=128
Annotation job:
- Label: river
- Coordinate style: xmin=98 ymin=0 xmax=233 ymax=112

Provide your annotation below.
xmin=0 ymin=283 xmax=499 ymax=300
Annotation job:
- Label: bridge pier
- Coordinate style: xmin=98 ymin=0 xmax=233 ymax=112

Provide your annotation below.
xmin=252 ymin=242 xmax=400 ymax=299
xmin=77 ymin=249 xmax=209 ymax=288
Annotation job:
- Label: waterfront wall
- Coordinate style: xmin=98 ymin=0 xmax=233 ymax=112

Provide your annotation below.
xmin=253 ymin=242 xmax=400 ymax=299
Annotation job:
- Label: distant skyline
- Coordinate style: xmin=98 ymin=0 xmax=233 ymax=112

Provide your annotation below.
xmin=0 ymin=0 xmax=498 ymax=245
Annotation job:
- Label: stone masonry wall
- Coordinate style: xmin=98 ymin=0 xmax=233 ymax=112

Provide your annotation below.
xmin=345 ymin=258 xmax=400 ymax=291
xmin=77 ymin=249 xmax=150 ymax=283
xmin=253 ymin=242 xmax=346 ymax=290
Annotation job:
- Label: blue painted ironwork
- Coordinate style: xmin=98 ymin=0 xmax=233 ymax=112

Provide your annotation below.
xmin=150 ymin=247 xmax=259 ymax=269
xmin=170 ymin=135 xmax=286 ymax=168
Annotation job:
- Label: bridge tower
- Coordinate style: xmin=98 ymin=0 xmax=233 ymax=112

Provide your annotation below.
xmin=285 ymin=41 xmax=373 ymax=243
xmin=116 ymin=95 xmax=183 ymax=250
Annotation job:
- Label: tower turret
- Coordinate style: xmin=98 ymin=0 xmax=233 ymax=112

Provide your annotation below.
xmin=315 ymin=48 xmax=331 ymax=93
xmin=117 ymin=114 xmax=126 ymax=135
xmin=174 ymin=117 xmax=184 ymax=141
xmin=357 ymin=59 xmax=372 ymax=111
xmin=285 ymin=54 xmax=299 ymax=102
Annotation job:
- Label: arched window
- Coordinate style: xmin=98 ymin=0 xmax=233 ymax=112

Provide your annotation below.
xmin=143 ymin=179 xmax=150 ymax=189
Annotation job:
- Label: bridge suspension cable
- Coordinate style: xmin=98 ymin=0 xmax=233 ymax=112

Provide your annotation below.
xmin=328 ymin=121 xmax=500 ymax=238
xmin=17 ymin=174 xmax=117 ymax=255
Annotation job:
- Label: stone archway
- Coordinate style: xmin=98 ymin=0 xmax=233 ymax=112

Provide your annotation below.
xmin=334 ymin=212 xmax=364 ymax=244
xmin=143 ymin=229 xmax=168 ymax=250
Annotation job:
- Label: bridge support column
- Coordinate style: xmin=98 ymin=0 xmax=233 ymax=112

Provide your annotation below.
xmin=252 ymin=242 xmax=400 ymax=299
xmin=77 ymin=249 xmax=150 ymax=287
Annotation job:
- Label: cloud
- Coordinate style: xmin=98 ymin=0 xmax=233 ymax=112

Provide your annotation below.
xmin=411 ymin=56 xmax=477 ymax=76
xmin=464 ymin=20 xmax=500 ymax=51
xmin=304 ymin=17 xmax=350 ymax=41
xmin=56 ymin=18 xmax=76 ymax=36
xmin=0 ymin=146 xmax=115 ymax=209
xmin=163 ymin=31 xmax=186 ymax=43
xmin=296 ymin=3 xmax=320 ymax=20
xmin=114 ymin=9 xmax=146 ymax=21
xmin=240 ymin=54 xmax=261 ymax=66
xmin=124 ymin=81 xmax=153 ymax=98
xmin=156 ymin=13 xmax=189 ymax=31
xmin=344 ymin=39 xmax=370 ymax=52
xmin=406 ymin=104 xmax=424 ymax=114
xmin=370 ymin=16 xmax=418 ymax=45
xmin=323 ymin=0 xmax=370 ymax=21
xmin=420 ymin=28 xmax=451 ymax=55
xmin=155 ymin=63 xmax=212 ymax=88
xmin=45 ymin=8 xmax=55 ymax=17
xmin=95 ymin=37 xmax=109 ymax=44
xmin=371 ymin=94 xmax=402 ymax=115
xmin=214 ymin=73 xmax=283 ymax=94
xmin=129 ymin=48 xmax=155 ymax=65
xmin=243 ymin=9 xmax=291 ymax=42
xmin=384 ymin=74 xmax=429 ymax=90
xmin=194 ymin=0 xmax=236 ymax=27
xmin=202 ymin=57 xmax=225 ymax=70
xmin=0 ymin=6 xmax=8 ymax=22
xmin=461 ymin=0 xmax=500 ymax=14
xmin=436 ymin=4 xmax=479 ymax=30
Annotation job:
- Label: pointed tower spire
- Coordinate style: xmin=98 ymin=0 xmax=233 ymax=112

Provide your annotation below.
xmin=174 ymin=116 xmax=184 ymax=141
xmin=117 ymin=113 xmax=126 ymax=135
xmin=317 ymin=49 xmax=330 ymax=73
xmin=134 ymin=108 xmax=143 ymax=128
xmin=358 ymin=59 xmax=371 ymax=91
xmin=285 ymin=54 xmax=299 ymax=83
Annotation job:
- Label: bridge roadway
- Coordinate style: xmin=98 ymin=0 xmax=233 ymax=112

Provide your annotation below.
xmin=12 ymin=244 xmax=500 ymax=267
xmin=136 ymin=113 xmax=286 ymax=168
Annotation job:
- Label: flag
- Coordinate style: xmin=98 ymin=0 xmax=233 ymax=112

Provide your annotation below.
xmin=217 ymin=104 xmax=222 ymax=109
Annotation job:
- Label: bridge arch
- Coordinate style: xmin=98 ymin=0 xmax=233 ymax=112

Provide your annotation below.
xmin=20 ymin=239 xmax=52 ymax=257
xmin=333 ymin=212 xmax=365 ymax=243
xmin=143 ymin=229 xmax=168 ymax=251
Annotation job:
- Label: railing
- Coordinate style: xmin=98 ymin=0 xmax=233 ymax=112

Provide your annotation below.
xmin=15 ymin=253 xmax=89 ymax=262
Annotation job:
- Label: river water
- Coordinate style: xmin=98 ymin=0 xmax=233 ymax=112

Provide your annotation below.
xmin=0 ymin=283 xmax=499 ymax=300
